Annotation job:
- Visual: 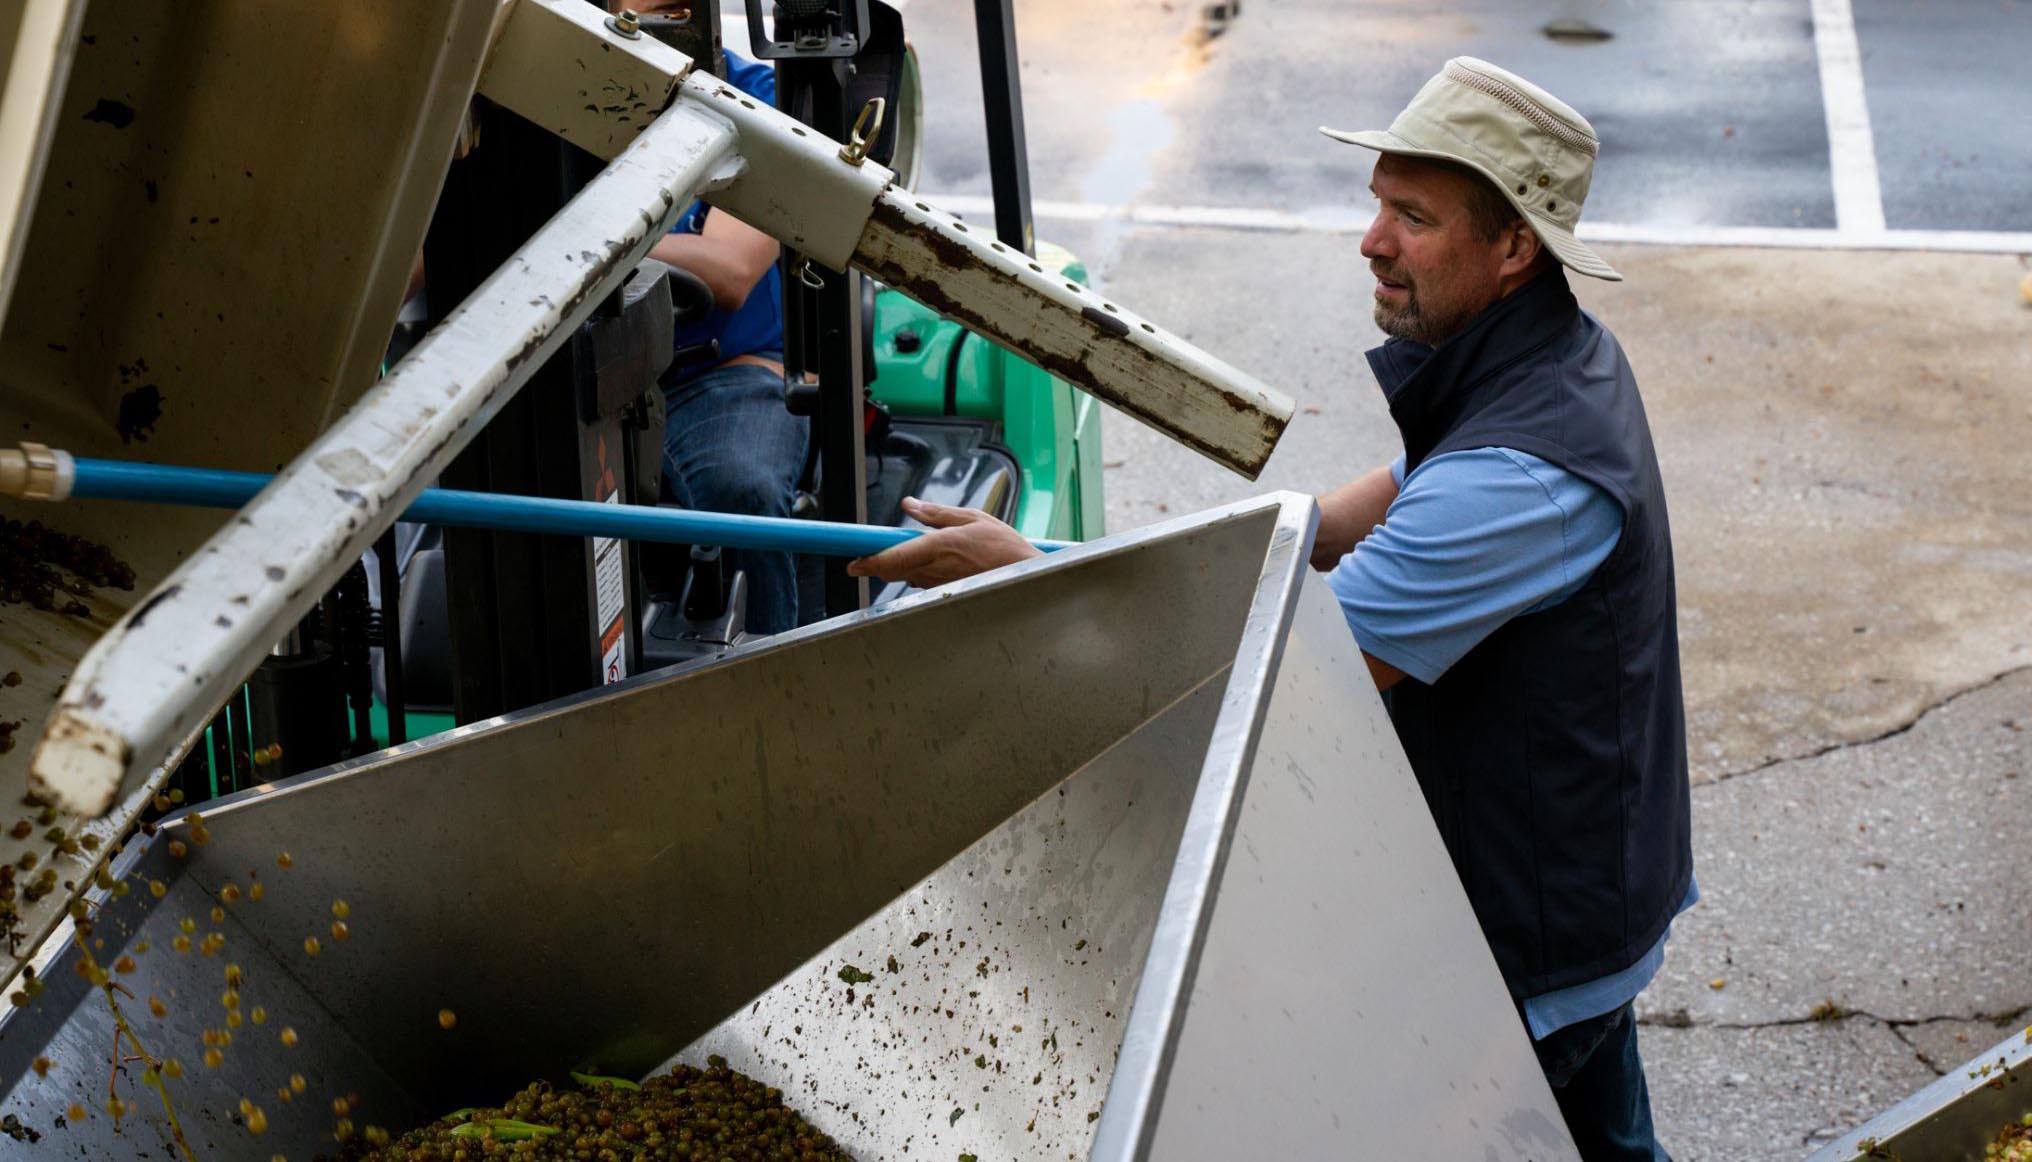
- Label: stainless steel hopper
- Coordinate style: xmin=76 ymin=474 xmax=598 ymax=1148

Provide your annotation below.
xmin=0 ymin=494 xmax=1576 ymax=1161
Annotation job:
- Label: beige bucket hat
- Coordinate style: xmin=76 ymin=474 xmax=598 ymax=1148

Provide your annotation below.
xmin=1321 ymin=57 xmax=1622 ymax=281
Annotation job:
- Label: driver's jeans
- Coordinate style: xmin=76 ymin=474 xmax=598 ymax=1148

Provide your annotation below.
xmin=660 ymin=356 xmax=808 ymax=635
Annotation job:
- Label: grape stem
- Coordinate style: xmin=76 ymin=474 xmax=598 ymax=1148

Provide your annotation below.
xmin=80 ymin=945 xmax=197 ymax=1161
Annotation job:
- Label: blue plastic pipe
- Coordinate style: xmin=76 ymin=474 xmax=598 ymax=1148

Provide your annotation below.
xmin=67 ymin=457 xmax=1072 ymax=558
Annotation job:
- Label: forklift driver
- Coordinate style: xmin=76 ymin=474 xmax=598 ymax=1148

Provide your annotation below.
xmin=624 ymin=1 xmax=809 ymax=635
xmin=848 ymin=59 xmax=1693 ymax=1162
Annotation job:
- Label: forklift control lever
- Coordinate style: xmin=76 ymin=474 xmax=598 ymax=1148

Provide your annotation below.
xmin=671 ymin=340 xmax=721 ymax=370
xmin=681 ymin=545 xmax=729 ymax=622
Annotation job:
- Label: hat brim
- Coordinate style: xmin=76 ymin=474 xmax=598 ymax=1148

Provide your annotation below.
xmin=1320 ymin=127 xmax=1623 ymax=282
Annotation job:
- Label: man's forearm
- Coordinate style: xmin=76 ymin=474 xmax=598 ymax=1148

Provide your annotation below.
xmin=649 ymin=206 xmax=781 ymax=311
xmin=1312 ymin=463 xmax=1398 ymax=571
xmin=649 ymin=234 xmax=755 ymax=310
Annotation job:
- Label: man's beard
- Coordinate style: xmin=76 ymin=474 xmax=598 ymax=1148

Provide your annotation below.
xmin=1371 ymin=265 xmax=1477 ymax=346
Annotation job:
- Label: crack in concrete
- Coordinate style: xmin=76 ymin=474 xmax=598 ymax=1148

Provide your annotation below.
xmin=1887 ymin=1023 xmax=1946 ymax=1077
xmin=1641 ymin=1002 xmax=2031 ymax=1035
xmin=1700 ymin=664 xmax=2032 ymax=788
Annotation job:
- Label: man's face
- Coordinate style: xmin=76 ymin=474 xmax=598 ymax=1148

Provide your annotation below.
xmin=1359 ymin=154 xmax=1510 ymax=346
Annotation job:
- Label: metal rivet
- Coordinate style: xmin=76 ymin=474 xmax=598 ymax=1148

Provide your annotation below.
xmin=1548 ymin=200 xmax=1558 ymax=211
xmin=1516 ymin=183 xmax=1527 ymax=195
xmin=1536 ymin=174 xmax=1551 ymax=187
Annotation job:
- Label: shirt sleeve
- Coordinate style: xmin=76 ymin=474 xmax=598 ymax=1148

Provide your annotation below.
xmin=1326 ymin=447 xmax=1625 ymax=684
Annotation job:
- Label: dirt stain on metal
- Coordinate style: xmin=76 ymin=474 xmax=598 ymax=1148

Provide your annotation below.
xmin=127 ymin=585 xmax=180 ymax=629
xmin=81 ymin=98 xmax=135 ymax=128
xmin=114 ymin=386 xmax=163 ymax=445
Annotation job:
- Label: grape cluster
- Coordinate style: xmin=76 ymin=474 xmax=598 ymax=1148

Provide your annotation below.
xmin=0 ymin=517 xmax=135 ymax=614
xmin=338 ymin=1058 xmax=855 ymax=1162
xmin=1989 ymin=1112 xmax=2032 ymax=1162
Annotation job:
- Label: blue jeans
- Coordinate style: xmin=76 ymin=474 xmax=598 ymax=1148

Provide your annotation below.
xmin=1533 ymin=1002 xmax=1670 ymax=1161
xmin=660 ymin=360 xmax=808 ymax=635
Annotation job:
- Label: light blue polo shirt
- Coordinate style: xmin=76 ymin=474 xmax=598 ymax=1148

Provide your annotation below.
xmin=1327 ymin=448 xmax=1698 ymax=1039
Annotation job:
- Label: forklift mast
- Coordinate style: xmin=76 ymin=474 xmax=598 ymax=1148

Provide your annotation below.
xmin=424 ymin=107 xmax=669 ymax=723
xmin=425 ymin=0 xmax=1028 ymax=719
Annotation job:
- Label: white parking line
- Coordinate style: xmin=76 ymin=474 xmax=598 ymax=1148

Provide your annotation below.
xmin=926 ymin=195 xmax=2032 ymax=255
xmin=1809 ymin=0 xmax=1887 ymax=235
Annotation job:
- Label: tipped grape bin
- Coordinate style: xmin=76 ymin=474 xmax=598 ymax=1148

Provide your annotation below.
xmin=0 ymin=496 xmax=1577 ymax=1160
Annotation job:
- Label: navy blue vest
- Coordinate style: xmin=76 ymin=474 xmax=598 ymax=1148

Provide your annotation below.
xmin=1366 ymin=268 xmax=1693 ymax=1001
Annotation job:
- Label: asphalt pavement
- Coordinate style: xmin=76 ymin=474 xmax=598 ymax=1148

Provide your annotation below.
xmin=782 ymin=0 xmax=2032 ymax=1155
xmin=901 ymin=0 xmax=2032 ymax=234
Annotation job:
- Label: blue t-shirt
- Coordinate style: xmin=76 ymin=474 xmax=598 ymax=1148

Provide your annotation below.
xmin=668 ymin=54 xmax=784 ymax=383
xmin=1327 ymin=447 xmax=1694 ymax=1036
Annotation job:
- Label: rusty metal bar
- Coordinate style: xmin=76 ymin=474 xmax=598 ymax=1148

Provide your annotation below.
xmin=850 ymin=189 xmax=1292 ymax=479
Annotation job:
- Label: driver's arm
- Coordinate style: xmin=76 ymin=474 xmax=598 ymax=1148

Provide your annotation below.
xmin=648 ymin=210 xmax=780 ymax=311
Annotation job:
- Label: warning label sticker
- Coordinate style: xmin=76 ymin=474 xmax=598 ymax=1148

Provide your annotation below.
xmin=595 ymin=489 xmax=627 ymax=684
xmin=601 ymin=620 xmax=625 ymax=686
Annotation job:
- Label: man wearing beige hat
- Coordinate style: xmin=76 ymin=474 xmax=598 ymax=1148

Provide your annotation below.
xmin=1305 ymin=57 xmax=1691 ymax=1161
xmin=850 ymin=57 xmax=1690 ymax=1160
